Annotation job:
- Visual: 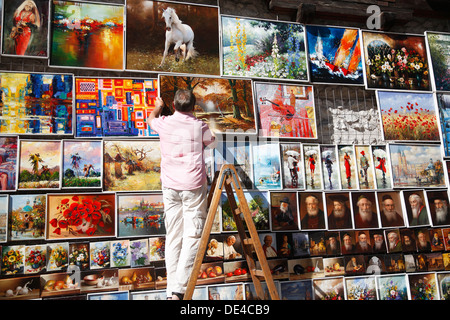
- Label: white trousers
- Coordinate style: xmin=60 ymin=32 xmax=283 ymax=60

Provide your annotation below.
xmin=163 ymin=183 xmax=208 ymax=297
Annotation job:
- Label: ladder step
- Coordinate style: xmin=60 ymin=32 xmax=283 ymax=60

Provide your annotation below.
xmin=251 ymin=269 xmax=265 ymax=277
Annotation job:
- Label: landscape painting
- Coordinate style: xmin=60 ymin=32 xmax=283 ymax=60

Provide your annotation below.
xmin=159 ymin=75 xmax=256 ymax=135
xmin=0 ymin=72 xmax=73 ymax=135
xmin=254 ymin=82 xmax=317 ymax=138
xmin=50 ymin=0 xmax=124 ymax=70
xmin=18 ymin=140 xmax=61 ymax=190
xmin=221 ymin=15 xmax=308 ymax=81
xmin=425 ymin=31 xmax=450 ymax=91
xmin=62 ymin=140 xmax=102 ymax=188
xmin=126 ymin=0 xmax=220 ymax=75
xmin=306 ymin=25 xmax=363 ymax=85
xmin=103 ymin=140 xmax=161 ymax=192
xmin=10 ymin=194 xmax=46 ymax=241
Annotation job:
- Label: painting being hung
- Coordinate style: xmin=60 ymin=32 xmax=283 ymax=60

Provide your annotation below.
xmin=159 ymin=75 xmax=256 ymax=134
xmin=126 ymin=0 xmax=220 ymax=75
xmin=50 ymin=0 xmax=124 ymax=70
xmin=306 ymin=25 xmax=363 ymax=85
xmin=1 ymin=0 xmax=50 ymax=57
xmin=221 ymin=15 xmax=308 ymax=81
xmin=425 ymin=31 xmax=450 ymax=91
xmin=361 ymin=31 xmax=431 ymax=91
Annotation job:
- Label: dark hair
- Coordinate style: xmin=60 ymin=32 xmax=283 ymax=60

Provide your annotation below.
xmin=173 ymin=89 xmax=196 ymax=112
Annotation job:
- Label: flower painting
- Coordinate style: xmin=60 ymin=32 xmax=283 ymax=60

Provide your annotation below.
xmin=377 ymin=275 xmax=409 ymax=300
xmin=46 ymin=193 xmax=116 ymax=240
xmin=50 ymin=0 xmax=124 ymax=70
xmin=409 ymin=273 xmax=438 ymax=300
xmin=1 ymin=245 xmax=24 ymax=275
xmin=24 ymin=245 xmax=47 ymax=274
xmin=111 ymin=240 xmax=130 ymax=268
xmin=90 ymin=241 xmax=110 ymax=269
xmin=362 ymin=31 xmax=431 ymax=91
xmin=221 ymin=15 xmax=308 ymax=81
xmin=377 ymin=91 xmax=439 ymax=142
xmin=345 ymin=276 xmax=377 ymax=300
xmin=306 ymin=25 xmax=363 ymax=84
xmin=312 ymin=277 xmax=345 ymax=300
xmin=426 ymin=31 xmax=450 ymax=91
xmin=254 ymin=82 xmax=317 ymax=138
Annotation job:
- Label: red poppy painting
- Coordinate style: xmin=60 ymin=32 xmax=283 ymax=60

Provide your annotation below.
xmin=46 ymin=193 xmax=116 ymax=240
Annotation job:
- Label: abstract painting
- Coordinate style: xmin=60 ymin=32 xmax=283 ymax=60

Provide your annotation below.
xmin=126 ymin=0 xmax=220 ymax=75
xmin=376 ymin=91 xmax=439 ymax=142
xmin=0 ymin=72 xmax=73 ymax=135
xmin=254 ymin=82 xmax=317 ymax=138
xmin=0 ymin=136 xmax=18 ymax=191
xmin=50 ymin=0 xmax=124 ymax=70
xmin=252 ymin=142 xmax=281 ymax=190
xmin=159 ymin=75 xmax=256 ymax=134
xmin=10 ymin=194 xmax=46 ymax=241
xmin=62 ymin=140 xmax=102 ymax=188
xmin=426 ymin=31 xmax=450 ymax=91
xmin=221 ymin=15 xmax=308 ymax=81
xmin=103 ymin=140 xmax=161 ymax=192
xmin=18 ymin=139 xmax=61 ymax=190
xmin=280 ymin=143 xmax=304 ymax=189
xmin=306 ymin=25 xmax=363 ymax=85
xmin=1 ymin=0 xmax=50 ymax=57
xmin=75 ymin=77 xmax=158 ymax=138
xmin=362 ymin=31 xmax=431 ymax=91
xmin=371 ymin=145 xmax=392 ymax=189
xmin=437 ymin=93 xmax=450 ymax=157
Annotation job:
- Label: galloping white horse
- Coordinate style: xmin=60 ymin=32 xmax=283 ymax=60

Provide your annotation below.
xmin=160 ymin=7 xmax=197 ymax=67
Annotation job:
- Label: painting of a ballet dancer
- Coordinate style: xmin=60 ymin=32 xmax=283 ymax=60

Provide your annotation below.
xmin=338 ymin=145 xmax=358 ymax=190
xmin=1 ymin=0 xmax=49 ymax=58
xmin=126 ymin=0 xmax=220 ymax=75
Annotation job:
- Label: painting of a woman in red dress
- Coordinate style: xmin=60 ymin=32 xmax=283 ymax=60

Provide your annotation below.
xmin=344 ymin=152 xmax=352 ymax=188
xmin=11 ymin=0 xmax=41 ymax=56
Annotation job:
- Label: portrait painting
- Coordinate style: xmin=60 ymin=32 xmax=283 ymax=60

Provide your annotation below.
xmin=50 ymin=0 xmax=124 ymax=70
xmin=306 ymin=25 xmax=363 ymax=85
xmin=324 ymin=231 xmax=340 ymax=256
xmin=415 ymin=228 xmax=432 ymax=252
xmin=385 ymin=229 xmax=402 ymax=253
xmin=0 ymin=72 xmax=73 ymax=135
xmin=252 ymin=142 xmax=282 ymax=190
xmin=340 ymin=230 xmax=356 ymax=255
xmin=425 ymin=31 xmax=450 ymax=91
xmin=126 ymin=0 xmax=220 ymax=75
xmin=280 ymin=143 xmax=304 ymax=189
xmin=429 ymin=228 xmax=445 ymax=252
xmin=354 ymin=230 xmax=372 ymax=254
xmin=298 ymin=192 xmax=326 ymax=230
xmin=345 ymin=276 xmax=377 ymax=300
xmin=402 ymin=189 xmax=431 ymax=227
xmin=270 ymin=192 xmax=299 ymax=231
xmin=0 ymin=195 xmax=8 ymax=243
xmin=320 ymin=145 xmax=340 ymax=191
xmin=276 ymin=233 xmax=294 ymax=258
xmin=159 ymin=75 xmax=256 ymax=135
xmin=426 ymin=189 xmax=450 ymax=226
xmin=75 ymin=78 xmax=159 ymax=138
xmin=62 ymin=140 xmax=102 ymax=188
xmin=325 ymin=192 xmax=353 ymax=230
xmin=312 ymin=277 xmax=345 ymax=300
xmin=376 ymin=191 xmax=405 ymax=228
xmin=254 ymin=82 xmax=317 ymax=139
xmin=377 ymin=274 xmax=409 ymax=300
xmin=337 ymin=145 xmax=358 ymax=190
xmin=408 ymin=273 xmax=439 ymax=300
xmin=303 ymin=144 xmax=323 ymax=190
xmin=10 ymin=194 xmax=46 ymax=241
xmin=389 ymin=143 xmax=446 ymax=188
xmin=221 ymin=15 xmax=308 ymax=81
xmin=371 ymin=145 xmax=392 ymax=189
xmin=0 ymin=136 xmax=18 ymax=191
xmin=369 ymin=230 xmax=387 ymax=254
xmin=117 ymin=193 xmax=165 ymax=238
xmin=103 ymin=140 xmax=161 ymax=192
xmin=344 ymin=255 xmax=366 ymax=275
xmin=1 ymin=0 xmax=49 ymax=58
xmin=436 ymin=93 xmax=450 ymax=157
xmin=361 ymin=31 xmax=431 ymax=91
xmin=46 ymin=193 xmax=116 ymax=240
xmin=377 ymin=90 xmax=440 ymax=142
xmin=400 ymin=228 xmax=417 ymax=252
xmin=354 ymin=145 xmax=376 ymax=190
xmin=18 ymin=139 xmax=61 ymax=190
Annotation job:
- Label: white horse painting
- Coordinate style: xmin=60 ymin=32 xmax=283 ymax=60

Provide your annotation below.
xmin=160 ymin=7 xmax=197 ymax=67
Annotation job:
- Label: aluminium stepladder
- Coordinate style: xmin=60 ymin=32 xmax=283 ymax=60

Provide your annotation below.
xmin=183 ymin=164 xmax=280 ymax=300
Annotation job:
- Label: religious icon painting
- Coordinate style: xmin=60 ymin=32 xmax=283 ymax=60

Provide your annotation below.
xmin=0 ymin=195 xmax=8 ymax=243
xmin=312 ymin=277 xmax=345 ymax=300
xmin=436 ymin=93 xmax=450 ymax=157
xmin=126 ymin=0 xmax=220 ymax=76
xmin=377 ymin=274 xmax=409 ymax=300
xmin=376 ymin=90 xmax=440 ymax=142
xmin=1 ymin=245 xmax=25 ymax=275
xmin=345 ymin=276 xmax=378 ymax=300
xmin=354 ymin=145 xmax=376 ymax=190
xmin=1 ymin=0 xmax=50 ymax=58
xmin=306 ymin=25 xmax=364 ymax=85
xmin=371 ymin=145 xmax=393 ymax=189
xmin=303 ymin=144 xmax=323 ymax=190
xmin=17 ymin=139 xmax=62 ymax=190
xmin=298 ymin=192 xmax=326 ymax=231
xmin=425 ymin=189 xmax=450 ymax=227
xmin=221 ymin=15 xmax=308 ymax=82
xmin=50 ymin=0 xmax=124 ymax=70
xmin=89 ymin=241 xmax=110 ymax=270
xmin=401 ymin=189 xmax=431 ymax=228
xmin=10 ymin=194 xmax=46 ymax=241
xmin=280 ymin=143 xmax=304 ymax=189
xmin=252 ymin=142 xmax=282 ymax=190
xmin=325 ymin=192 xmax=353 ymax=230
xmin=0 ymin=137 xmax=18 ymax=192
xmin=270 ymin=192 xmax=299 ymax=231
xmin=408 ymin=272 xmax=439 ymax=300
xmin=278 ymin=280 xmax=313 ymax=300
xmin=320 ymin=145 xmax=340 ymax=191
xmin=425 ymin=31 xmax=450 ymax=92
xmin=337 ymin=145 xmax=358 ymax=190
xmin=376 ymin=191 xmax=406 ymax=228
xmin=254 ymin=82 xmax=317 ymax=139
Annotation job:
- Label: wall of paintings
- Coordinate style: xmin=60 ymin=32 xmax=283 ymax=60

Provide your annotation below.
xmin=0 ymin=0 xmax=449 ymax=301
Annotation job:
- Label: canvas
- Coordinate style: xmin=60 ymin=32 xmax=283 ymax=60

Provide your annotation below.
xmin=325 ymin=192 xmax=353 ymax=230
xmin=252 ymin=142 xmax=282 ymax=190
xmin=320 ymin=145 xmax=340 ymax=191
xmin=24 ymin=245 xmax=47 ymax=274
xmin=89 ymin=240 xmax=110 ymax=269
xmin=0 ymin=195 xmax=8 ymax=243
xmin=110 ymin=240 xmax=130 ymax=268
xmin=221 ymin=15 xmax=308 ymax=81
xmin=337 ymin=145 xmax=358 ymax=190
xmin=254 ymin=82 xmax=317 ymax=138
xmin=378 ymin=275 xmax=409 ymax=300
xmin=103 ymin=140 xmax=161 ymax=191
xmin=159 ymin=75 xmax=256 ymax=135
xmin=426 ymin=31 xmax=450 ymax=91
xmin=0 ymin=72 xmax=73 ymax=135
xmin=126 ymin=0 xmax=220 ymax=76
xmin=62 ymin=140 xmax=102 ymax=188
xmin=371 ymin=145 xmax=392 ymax=189
xmin=270 ymin=192 xmax=299 ymax=231
xmin=18 ymin=140 xmax=61 ymax=190
xmin=345 ymin=276 xmax=377 ymax=300
xmin=437 ymin=93 xmax=450 ymax=157
xmin=1 ymin=245 xmax=25 ymax=275
xmin=425 ymin=189 xmax=450 ymax=226
xmin=88 ymin=290 xmax=129 ymax=300
xmin=46 ymin=242 xmax=69 ymax=271
xmin=279 ymin=280 xmax=313 ymax=300
xmin=0 ymin=137 xmax=18 ymax=191
xmin=299 ymin=192 xmax=326 ymax=230
xmin=1 ymin=0 xmax=49 ymax=57
xmin=280 ymin=143 xmax=304 ymax=189
xmin=354 ymin=145 xmax=376 ymax=190
xmin=50 ymin=0 xmax=124 ymax=70
xmin=362 ymin=31 xmax=431 ymax=91
xmin=10 ymin=194 xmax=46 ymax=241
xmin=129 ymin=239 xmax=150 ymax=267
xmin=376 ymin=191 xmax=405 ymax=228
xmin=75 ymin=78 xmax=158 ymax=138
xmin=306 ymin=25 xmax=363 ymax=85
xmin=312 ymin=277 xmax=345 ymax=300
xmin=402 ymin=189 xmax=431 ymax=227
xmin=303 ymin=144 xmax=323 ymax=190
